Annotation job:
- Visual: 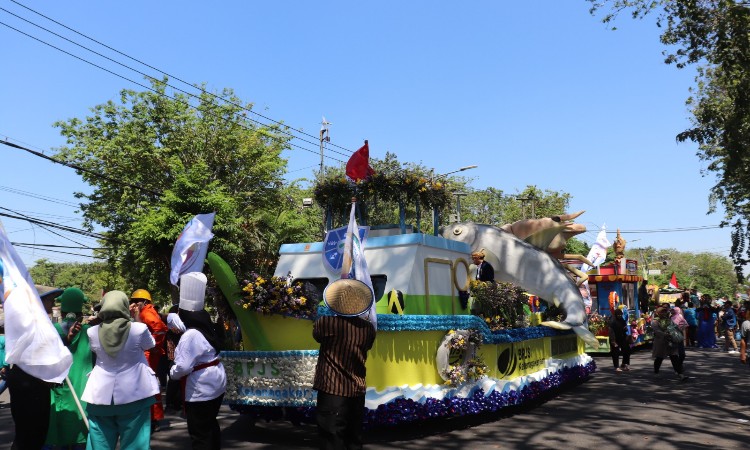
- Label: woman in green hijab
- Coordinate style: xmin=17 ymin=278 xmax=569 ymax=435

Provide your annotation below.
xmin=81 ymin=291 xmax=161 ymax=449
xmin=46 ymin=287 xmax=94 ymax=450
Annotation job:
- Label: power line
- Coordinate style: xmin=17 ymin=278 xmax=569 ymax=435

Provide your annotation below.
xmin=11 ymin=242 xmax=108 ymax=250
xmin=0 ymin=5 xmax=350 ymax=163
xmin=0 ymin=20 xmax=346 ymax=165
xmin=0 ymin=208 xmax=107 ymax=240
xmin=12 ymin=244 xmax=104 ymax=259
xmin=0 ymin=184 xmax=79 ymax=208
xmin=9 ymin=0 xmax=355 ymax=157
xmin=1 ymin=139 xmax=162 ymax=196
xmin=580 ymin=222 xmax=723 ymax=234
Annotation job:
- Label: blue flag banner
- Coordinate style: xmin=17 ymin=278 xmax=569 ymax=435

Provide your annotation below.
xmin=322 ymin=225 xmax=368 ymax=274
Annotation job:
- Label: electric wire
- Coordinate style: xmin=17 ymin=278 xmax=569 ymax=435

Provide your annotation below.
xmin=0 ymin=184 xmax=79 ymax=208
xmin=8 ymin=0 xmax=356 ymax=156
xmin=12 ymin=244 xmax=105 ymax=259
xmin=11 ymin=242 xmax=108 ymax=250
xmin=0 ymin=22 xmax=345 ymax=164
xmin=0 ymin=7 xmax=350 ymax=163
xmin=0 ymin=209 xmax=107 ymax=240
xmin=0 ymin=8 xmax=342 ymax=159
xmin=1 ymin=140 xmax=162 ymax=196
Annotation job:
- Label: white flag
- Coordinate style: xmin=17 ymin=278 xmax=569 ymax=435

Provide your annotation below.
xmin=0 ymin=222 xmax=72 ymax=383
xmin=170 ymin=213 xmax=215 ymax=286
xmin=343 ymin=203 xmax=376 ymax=330
xmin=581 ymin=224 xmax=611 ymax=273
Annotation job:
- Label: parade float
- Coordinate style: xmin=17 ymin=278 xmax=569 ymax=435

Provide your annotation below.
xmin=582 ymin=260 xmax=651 ymax=353
xmin=209 ymin=167 xmax=597 ymax=428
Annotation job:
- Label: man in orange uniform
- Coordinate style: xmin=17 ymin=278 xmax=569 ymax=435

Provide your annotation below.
xmin=130 ymin=288 xmax=168 ymax=430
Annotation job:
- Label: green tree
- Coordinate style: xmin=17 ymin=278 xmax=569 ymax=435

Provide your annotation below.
xmin=588 ymin=0 xmax=750 ymax=279
xmin=462 ymin=185 xmax=573 ymax=226
xmin=28 ymin=259 xmax=125 ymax=308
xmin=54 ymin=78 xmax=319 ymax=300
xmin=315 ymin=153 xmax=457 ymax=234
xmin=625 ymin=247 xmax=738 ymax=298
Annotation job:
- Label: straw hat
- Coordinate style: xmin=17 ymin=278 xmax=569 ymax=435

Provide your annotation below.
xmin=324 ymin=278 xmax=374 ymax=316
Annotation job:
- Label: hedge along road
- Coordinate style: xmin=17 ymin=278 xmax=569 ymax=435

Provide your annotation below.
xmin=1 ymin=346 xmax=748 ymax=449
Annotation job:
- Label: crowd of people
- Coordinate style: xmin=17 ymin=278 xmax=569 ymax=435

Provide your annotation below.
xmin=3 ymin=272 xmax=226 ymax=450
xmin=608 ymin=288 xmax=750 ymax=383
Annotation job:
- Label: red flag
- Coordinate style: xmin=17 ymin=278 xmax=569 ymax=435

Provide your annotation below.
xmin=346 ymin=140 xmax=374 ymax=182
xmin=669 ymin=272 xmax=679 ymax=289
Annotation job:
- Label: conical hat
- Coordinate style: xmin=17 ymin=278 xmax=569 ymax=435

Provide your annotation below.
xmin=323 ymin=279 xmax=374 ymax=317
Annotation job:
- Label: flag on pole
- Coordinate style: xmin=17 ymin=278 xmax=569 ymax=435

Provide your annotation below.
xmin=0 ymin=221 xmax=72 ymax=383
xmin=669 ymin=272 xmax=679 ymax=289
xmin=342 ymin=202 xmax=376 ymax=330
xmin=170 ymin=213 xmax=215 ymax=285
xmin=345 ymin=140 xmax=375 ymax=182
xmin=580 ymin=224 xmax=611 ymax=273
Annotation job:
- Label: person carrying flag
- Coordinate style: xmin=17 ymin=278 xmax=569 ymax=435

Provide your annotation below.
xmin=129 ymin=289 xmax=168 ymax=431
xmin=313 ymin=199 xmax=377 ymax=449
xmin=6 ymin=286 xmax=64 ymax=449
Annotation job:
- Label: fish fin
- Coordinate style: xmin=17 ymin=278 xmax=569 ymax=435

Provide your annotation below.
xmin=541 ymin=322 xmax=600 ymax=349
xmin=540 ymin=320 xmax=572 ymax=330
xmin=572 ymin=325 xmax=600 ymax=349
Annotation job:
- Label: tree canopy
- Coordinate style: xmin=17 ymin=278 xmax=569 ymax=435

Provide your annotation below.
xmin=624 ymin=245 xmax=739 ymax=297
xmin=28 ymin=259 xmax=125 ymax=309
xmin=588 ymin=0 xmax=750 ymax=280
xmin=54 ymin=78 xmax=320 ymax=300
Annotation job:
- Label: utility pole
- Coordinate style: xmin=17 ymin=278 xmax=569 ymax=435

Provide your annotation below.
xmin=319 ymin=117 xmax=331 ymax=176
xmin=319 ymin=117 xmax=331 ymax=234
xmin=452 ymin=192 xmax=468 ymax=222
xmin=517 ymin=195 xmax=536 ymax=219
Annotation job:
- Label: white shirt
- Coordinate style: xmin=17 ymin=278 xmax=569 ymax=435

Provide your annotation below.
xmin=82 ymin=322 xmax=160 ymax=405
xmin=169 ymin=329 xmax=226 ymax=402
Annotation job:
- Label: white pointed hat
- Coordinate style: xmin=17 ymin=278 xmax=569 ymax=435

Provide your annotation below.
xmin=179 ymin=272 xmax=207 ymax=311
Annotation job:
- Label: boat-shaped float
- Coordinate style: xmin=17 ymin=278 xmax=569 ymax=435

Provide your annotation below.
xmin=209 ymin=225 xmax=596 ymax=427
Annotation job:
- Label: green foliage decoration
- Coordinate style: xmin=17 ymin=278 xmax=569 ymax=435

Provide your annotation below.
xmin=469 ymin=280 xmax=527 ymax=330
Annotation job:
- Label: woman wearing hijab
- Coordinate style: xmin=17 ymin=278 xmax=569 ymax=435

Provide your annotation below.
xmin=608 ymin=307 xmax=631 ymax=372
xmin=697 ymin=294 xmax=719 ymax=348
xmin=81 ymin=290 xmax=160 ymax=449
xmin=169 ymin=272 xmax=226 ymax=450
xmin=652 ymin=305 xmax=689 ymax=382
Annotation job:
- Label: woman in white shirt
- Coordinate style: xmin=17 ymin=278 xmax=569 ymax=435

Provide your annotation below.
xmin=169 ymin=272 xmax=226 ymax=450
xmin=81 ymin=290 xmax=160 ymax=449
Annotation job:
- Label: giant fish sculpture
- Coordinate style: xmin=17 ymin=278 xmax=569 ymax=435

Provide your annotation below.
xmin=441 ymin=221 xmax=599 ymax=348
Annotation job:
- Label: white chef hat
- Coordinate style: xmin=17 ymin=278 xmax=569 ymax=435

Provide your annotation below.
xmin=179 ymin=272 xmax=207 ymax=311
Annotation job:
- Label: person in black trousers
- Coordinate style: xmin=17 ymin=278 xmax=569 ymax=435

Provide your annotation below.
xmin=7 ymin=365 xmax=52 ymax=450
xmin=8 ymin=286 xmax=62 ymax=449
xmin=608 ymin=308 xmax=631 ymax=372
xmin=313 ymin=314 xmax=376 ymax=450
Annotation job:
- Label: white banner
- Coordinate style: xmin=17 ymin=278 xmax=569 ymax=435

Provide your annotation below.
xmin=170 ymin=213 xmax=215 ymax=285
xmin=343 ymin=204 xmax=377 ymax=330
xmin=0 ymin=221 xmax=72 ymax=383
xmin=581 ymin=225 xmax=611 ymax=273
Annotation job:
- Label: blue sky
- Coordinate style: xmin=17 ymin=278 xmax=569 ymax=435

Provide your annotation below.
xmin=0 ymin=1 xmax=729 ymax=268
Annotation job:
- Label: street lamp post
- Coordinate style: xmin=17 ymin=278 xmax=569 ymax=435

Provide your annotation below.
xmin=431 ymin=165 xmax=478 ymax=235
xmin=434 ymin=165 xmax=478 ymax=180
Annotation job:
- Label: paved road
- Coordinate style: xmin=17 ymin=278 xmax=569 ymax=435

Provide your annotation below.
xmin=1 ymin=345 xmax=748 ymax=449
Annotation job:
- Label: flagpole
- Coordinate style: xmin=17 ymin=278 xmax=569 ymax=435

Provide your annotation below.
xmin=65 ymin=376 xmax=89 ymax=430
xmin=341 ymin=197 xmax=356 ymax=279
